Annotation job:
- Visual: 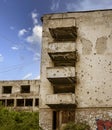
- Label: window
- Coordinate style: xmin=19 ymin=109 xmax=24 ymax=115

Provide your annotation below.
xmin=7 ymin=99 xmax=14 ymax=106
xmin=21 ymin=85 xmax=30 ymax=93
xmin=25 ymin=99 xmax=33 ymax=106
xmin=35 ymin=99 xmax=39 ymax=106
xmin=0 ymin=99 xmax=5 ymax=106
xmin=17 ymin=99 xmax=24 ymax=106
xmin=2 ymin=86 xmax=12 ymax=94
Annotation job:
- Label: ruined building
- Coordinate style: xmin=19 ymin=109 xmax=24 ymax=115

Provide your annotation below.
xmin=39 ymin=9 xmax=112 ymax=130
xmin=0 ymin=80 xmax=39 ymax=111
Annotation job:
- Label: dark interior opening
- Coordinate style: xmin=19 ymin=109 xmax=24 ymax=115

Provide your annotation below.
xmin=17 ymin=99 xmax=24 ymax=106
xmin=35 ymin=98 xmax=39 ymax=106
xmin=25 ymin=99 xmax=33 ymax=106
xmin=53 ymin=111 xmax=57 ymax=130
xmin=21 ymin=85 xmax=30 ymax=93
xmin=7 ymin=99 xmax=14 ymax=106
xmin=2 ymin=86 xmax=12 ymax=94
xmin=0 ymin=99 xmax=5 ymax=106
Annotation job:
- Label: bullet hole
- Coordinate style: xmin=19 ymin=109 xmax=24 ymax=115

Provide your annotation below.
xmin=87 ymin=91 xmax=89 ymax=94
xmin=81 ymin=75 xmax=84 ymax=77
xmin=102 ymin=92 xmax=105 ymax=94
xmin=90 ymin=65 xmax=93 ymax=68
xmin=95 ymin=90 xmax=97 ymax=92
xmin=96 ymin=98 xmax=98 ymax=101
xmin=104 ymin=82 xmax=106 ymax=84
xmin=94 ymin=53 xmax=96 ymax=55
xmin=89 ymin=97 xmax=92 ymax=100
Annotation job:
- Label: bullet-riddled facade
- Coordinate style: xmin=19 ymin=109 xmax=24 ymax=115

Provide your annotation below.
xmin=0 ymin=80 xmax=39 ymax=111
xmin=40 ymin=10 xmax=112 ymax=130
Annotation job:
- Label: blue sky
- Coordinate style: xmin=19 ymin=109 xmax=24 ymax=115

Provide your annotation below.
xmin=0 ymin=0 xmax=112 ymax=80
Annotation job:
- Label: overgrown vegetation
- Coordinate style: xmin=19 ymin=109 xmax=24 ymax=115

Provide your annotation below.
xmin=63 ymin=121 xmax=90 ymax=130
xmin=0 ymin=106 xmax=42 ymax=130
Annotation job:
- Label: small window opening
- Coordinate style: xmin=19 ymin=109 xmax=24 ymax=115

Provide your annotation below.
xmin=7 ymin=99 xmax=14 ymax=106
xmin=25 ymin=99 xmax=33 ymax=106
xmin=2 ymin=86 xmax=12 ymax=94
xmin=35 ymin=99 xmax=39 ymax=106
xmin=17 ymin=99 xmax=24 ymax=106
xmin=0 ymin=99 xmax=5 ymax=106
xmin=21 ymin=85 xmax=30 ymax=93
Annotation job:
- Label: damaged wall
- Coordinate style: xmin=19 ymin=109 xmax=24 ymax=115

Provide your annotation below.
xmin=40 ymin=10 xmax=112 ymax=130
xmin=0 ymin=80 xmax=40 ymax=111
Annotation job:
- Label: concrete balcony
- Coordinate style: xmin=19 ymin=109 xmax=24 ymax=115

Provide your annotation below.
xmin=46 ymin=67 xmax=75 ymax=84
xmin=49 ymin=26 xmax=77 ymax=41
xmin=48 ymin=42 xmax=76 ymax=66
xmin=46 ymin=93 xmax=76 ymax=108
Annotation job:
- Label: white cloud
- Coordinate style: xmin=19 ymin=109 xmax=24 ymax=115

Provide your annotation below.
xmin=11 ymin=46 xmax=19 ymax=50
xmin=51 ymin=0 xmax=60 ymax=11
xmin=33 ymin=53 xmax=40 ymax=61
xmin=26 ymin=25 xmax=42 ymax=44
xmin=10 ymin=26 xmax=15 ymax=30
xmin=66 ymin=0 xmax=112 ymax=11
xmin=0 ymin=54 xmax=4 ymax=62
xmin=35 ymin=75 xmax=40 ymax=80
xmin=18 ymin=29 xmax=27 ymax=37
xmin=23 ymin=73 xmax=32 ymax=80
xmin=31 ymin=11 xmax=38 ymax=25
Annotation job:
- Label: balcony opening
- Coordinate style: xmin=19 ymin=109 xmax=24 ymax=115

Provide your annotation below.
xmin=0 ymin=99 xmax=5 ymax=106
xmin=35 ymin=99 xmax=39 ymax=106
xmin=21 ymin=85 xmax=30 ymax=93
xmin=17 ymin=99 xmax=24 ymax=107
xmin=54 ymin=85 xmax=75 ymax=94
xmin=7 ymin=99 xmax=14 ymax=107
xmin=49 ymin=27 xmax=77 ymax=41
xmin=25 ymin=99 xmax=33 ymax=106
xmin=2 ymin=86 xmax=12 ymax=94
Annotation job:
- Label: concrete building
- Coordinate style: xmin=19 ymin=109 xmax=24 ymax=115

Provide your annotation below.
xmin=39 ymin=9 xmax=112 ymax=130
xmin=0 ymin=80 xmax=39 ymax=111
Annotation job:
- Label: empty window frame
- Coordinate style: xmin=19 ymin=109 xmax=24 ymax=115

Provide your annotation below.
xmin=7 ymin=99 xmax=14 ymax=107
xmin=21 ymin=85 xmax=30 ymax=93
xmin=0 ymin=99 xmax=5 ymax=106
xmin=2 ymin=86 xmax=12 ymax=94
xmin=25 ymin=99 xmax=33 ymax=106
xmin=17 ymin=99 xmax=24 ymax=107
xmin=35 ymin=98 xmax=39 ymax=106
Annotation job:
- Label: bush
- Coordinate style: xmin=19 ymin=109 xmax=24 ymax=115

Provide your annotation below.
xmin=63 ymin=122 xmax=90 ymax=130
xmin=0 ymin=107 xmax=42 ymax=130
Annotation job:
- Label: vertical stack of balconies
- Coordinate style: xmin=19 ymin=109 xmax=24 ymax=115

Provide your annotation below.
xmin=46 ymin=26 xmax=77 ymax=109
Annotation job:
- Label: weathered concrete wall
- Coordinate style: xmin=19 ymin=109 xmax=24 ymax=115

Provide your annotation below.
xmin=0 ymin=80 xmax=40 ymax=111
xmin=75 ymin=108 xmax=112 ymax=130
xmin=76 ymin=10 xmax=112 ymax=107
xmin=40 ymin=10 xmax=112 ymax=130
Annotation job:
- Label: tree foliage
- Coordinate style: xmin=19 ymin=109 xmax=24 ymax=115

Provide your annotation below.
xmin=0 ymin=106 xmax=41 ymax=130
xmin=63 ymin=122 xmax=90 ymax=130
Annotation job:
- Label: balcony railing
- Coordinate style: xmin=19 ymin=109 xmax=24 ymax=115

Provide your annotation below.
xmin=47 ymin=67 xmax=75 ymax=84
xmin=48 ymin=42 xmax=76 ymax=66
xmin=46 ymin=93 xmax=76 ymax=108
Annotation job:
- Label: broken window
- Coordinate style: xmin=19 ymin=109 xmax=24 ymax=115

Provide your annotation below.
xmin=17 ymin=99 xmax=24 ymax=107
xmin=21 ymin=85 xmax=30 ymax=93
xmin=35 ymin=98 xmax=39 ymax=106
xmin=62 ymin=111 xmax=75 ymax=123
xmin=0 ymin=99 xmax=5 ymax=106
xmin=7 ymin=99 xmax=14 ymax=106
xmin=2 ymin=86 xmax=12 ymax=94
xmin=25 ymin=99 xmax=33 ymax=106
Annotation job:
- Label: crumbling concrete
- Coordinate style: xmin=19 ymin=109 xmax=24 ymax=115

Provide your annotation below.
xmin=0 ymin=80 xmax=40 ymax=111
xmin=40 ymin=9 xmax=112 ymax=130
